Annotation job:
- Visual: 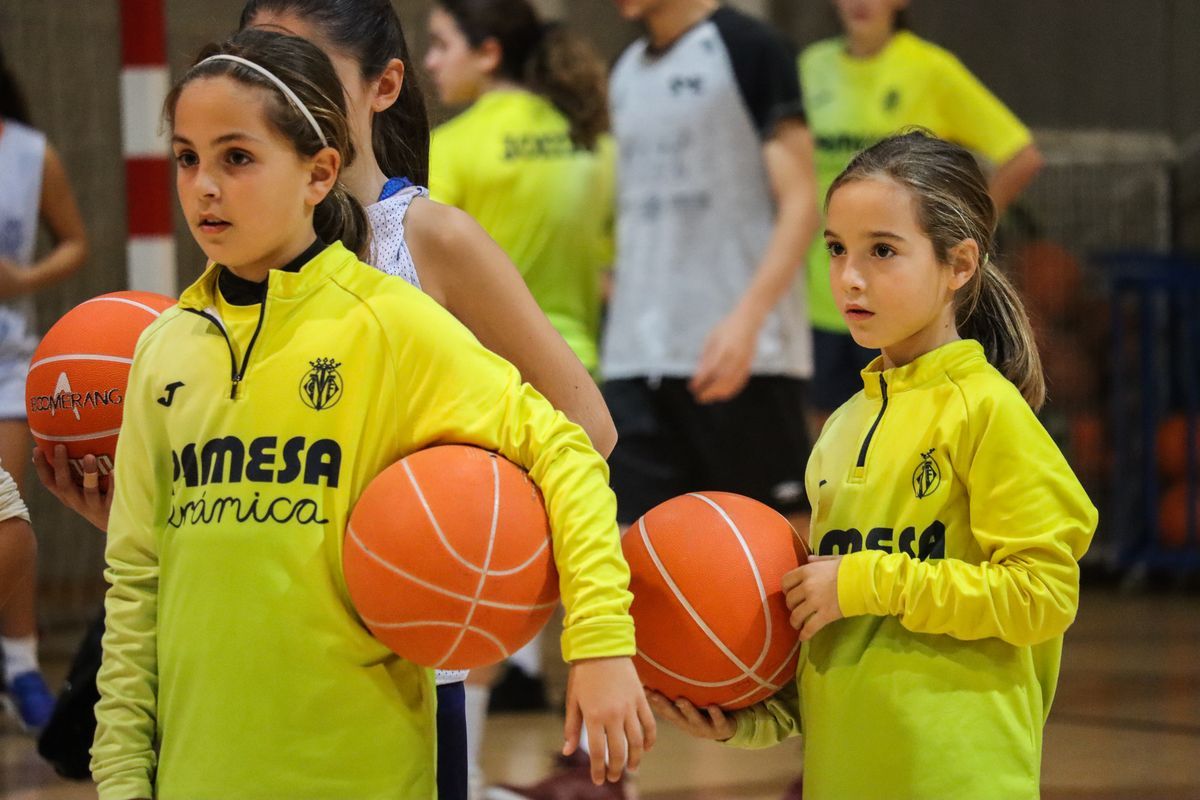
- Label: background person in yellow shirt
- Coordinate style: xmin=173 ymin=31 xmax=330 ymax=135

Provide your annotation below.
xmin=422 ymin=2 xmax=616 ymax=795
xmin=648 ymin=131 xmax=1096 ymax=800
xmin=801 ymin=0 xmax=1044 ymax=428
xmin=91 ymin=29 xmax=653 ymax=800
xmin=425 ymin=0 xmax=613 ymax=375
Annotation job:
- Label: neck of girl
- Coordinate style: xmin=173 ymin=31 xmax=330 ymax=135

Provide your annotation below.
xmin=846 ymin=28 xmax=895 ymax=59
xmin=481 ymin=77 xmax=523 ymax=96
xmin=224 ymin=234 xmax=320 ymax=285
xmin=341 ymin=147 xmax=390 ymax=209
xmin=646 ymin=0 xmax=719 ymax=51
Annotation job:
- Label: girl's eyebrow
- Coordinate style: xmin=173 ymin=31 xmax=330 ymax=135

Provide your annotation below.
xmin=868 ymin=231 xmax=905 ymax=241
xmin=170 ymin=132 xmax=263 ymax=146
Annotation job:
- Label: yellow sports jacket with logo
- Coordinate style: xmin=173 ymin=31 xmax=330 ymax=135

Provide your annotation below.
xmin=91 ymin=242 xmax=635 ymax=800
xmin=726 ymin=340 xmax=1097 ymax=800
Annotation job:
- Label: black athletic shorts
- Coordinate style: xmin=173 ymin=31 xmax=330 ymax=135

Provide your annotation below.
xmin=603 ymin=376 xmax=811 ymax=525
xmin=811 ymin=328 xmax=877 ymax=412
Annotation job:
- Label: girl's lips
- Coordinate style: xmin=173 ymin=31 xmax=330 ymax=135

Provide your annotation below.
xmin=844 ymin=307 xmax=874 ymax=321
xmin=199 ymin=220 xmax=230 ymax=233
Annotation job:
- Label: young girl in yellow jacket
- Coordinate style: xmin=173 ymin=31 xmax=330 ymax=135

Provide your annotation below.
xmin=649 ymin=131 xmax=1097 ymax=800
xmin=90 ymin=29 xmax=652 ymax=800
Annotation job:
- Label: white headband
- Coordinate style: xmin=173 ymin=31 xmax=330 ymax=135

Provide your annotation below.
xmin=195 ymin=54 xmax=328 ymax=148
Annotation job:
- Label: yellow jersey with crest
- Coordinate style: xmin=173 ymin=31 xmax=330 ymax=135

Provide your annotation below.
xmin=726 ymin=339 xmax=1097 ymax=800
xmin=91 ymin=242 xmax=635 ymax=800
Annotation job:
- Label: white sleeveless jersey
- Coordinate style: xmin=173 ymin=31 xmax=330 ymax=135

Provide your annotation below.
xmin=0 ymin=119 xmax=46 ymax=363
xmin=366 ymin=183 xmax=469 ymax=687
xmin=366 ymin=184 xmax=426 ymax=290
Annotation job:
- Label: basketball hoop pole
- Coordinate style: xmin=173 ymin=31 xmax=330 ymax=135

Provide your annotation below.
xmin=119 ymin=0 xmax=176 ymax=297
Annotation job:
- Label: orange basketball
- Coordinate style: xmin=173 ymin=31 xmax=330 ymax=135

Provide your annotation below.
xmin=1157 ymin=415 xmax=1199 ymax=481
xmin=1159 ymin=481 xmax=1198 ymax=549
xmin=343 ymin=445 xmax=559 ymax=670
xmin=1015 ymin=240 xmax=1083 ymax=319
xmin=623 ymin=492 xmax=806 ymax=710
xmin=25 ymin=291 xmax=176 ymax=483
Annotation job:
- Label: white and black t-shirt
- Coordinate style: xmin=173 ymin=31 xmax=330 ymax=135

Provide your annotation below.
xmin=602 ymin=6 xmax=812 ymax=380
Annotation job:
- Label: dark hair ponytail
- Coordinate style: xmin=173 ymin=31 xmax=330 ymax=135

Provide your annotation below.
xmin=239 ymin=0 xmax=430 ymax=185
xmin=0 ymin=42 xmax=31 ymax=124
xmin=827 ymin=130 xmax=1046 ymax=409
xmin=314 ymin=182 xmax=369 ymax=257
xmin=439 ymin=0 xmax=608 ymax=150
xmin=165 ymin=29 xmax=370 ymax=259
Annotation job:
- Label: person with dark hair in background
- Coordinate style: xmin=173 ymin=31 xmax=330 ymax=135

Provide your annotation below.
xmin=800 ymin=0 xmax=1043 ymax=430
xmin=0 ymin=38 xmax=88 ymax=732
xmin=422 ymin=3 xmax=615 ymax=794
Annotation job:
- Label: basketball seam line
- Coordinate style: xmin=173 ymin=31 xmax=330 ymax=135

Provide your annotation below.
xmin=401 ymin=459 xmax=550 ymax=576
xmin=435 ymin=455 xmax=504 ymax=667
xmin=357 ymin=618 xmax=509 ymax=661
xmin=637 ymin=508 xmax=773 ymax=692
xmin=32 ymin=428 xmax=123 ymax=442
xmin=81 ymin=297 xmax=167 ymax=316
xmin=634 ymin=636 xmax=799 ymax=701
xmin=690 ymin=493 xmax=775 ymax=676
xmin=28 ymin=354 xmax=135 ymax=370
xmin=346 ymin=523 xmax=557 ymax=612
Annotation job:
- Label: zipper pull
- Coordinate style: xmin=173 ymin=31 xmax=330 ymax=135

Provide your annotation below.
xmin=230 ymin=375 xmax=240 ymax=400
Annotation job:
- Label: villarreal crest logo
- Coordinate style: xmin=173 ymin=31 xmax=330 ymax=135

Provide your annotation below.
xmin=301 ymin=357 xmax=343 ymax=411
xmin=912 ymin=448 xmax=941 ymax=499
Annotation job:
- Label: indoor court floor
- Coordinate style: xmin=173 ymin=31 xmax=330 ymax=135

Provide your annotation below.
xmin=2 ymin=586 xmax=1197 ymax=799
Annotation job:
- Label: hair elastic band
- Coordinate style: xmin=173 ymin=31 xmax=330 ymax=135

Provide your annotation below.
xmin=195 ymin=54 xmax=328 ymax=148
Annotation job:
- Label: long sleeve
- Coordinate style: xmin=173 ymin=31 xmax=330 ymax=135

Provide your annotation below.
xmin=722 ymin=679 xmax=801 ymax=750
xmin=390 ymin=292 xmax=633 ymax=662
xmin=91 ymin=349 xmax=169 ymax=800
xmin=837 ymin=392 xmax=1097 ymax=647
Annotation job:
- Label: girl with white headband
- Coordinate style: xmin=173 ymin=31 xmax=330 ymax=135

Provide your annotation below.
xmin=89 ymin=28 xmax=650 ymax=800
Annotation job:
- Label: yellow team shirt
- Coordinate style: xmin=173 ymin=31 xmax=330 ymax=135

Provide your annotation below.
xmin=726 ymin=340 xmax=1097 ymax=799
xmin=92 ymin=243 xmax=635 ymax=800
xmin=429 ymin=90 xmax=614 ymax=372
xmin=801 ymin=31 xmax=1033 ymax=331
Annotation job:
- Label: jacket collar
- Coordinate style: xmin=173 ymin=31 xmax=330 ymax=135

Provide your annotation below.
xmin=179 ymin=241 xmax=358 ymax=312
xmin=861 ymin=339 xmax=986 ymax=398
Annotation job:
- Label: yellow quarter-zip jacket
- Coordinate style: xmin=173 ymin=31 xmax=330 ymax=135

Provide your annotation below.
xmin=91 ymin=242 xmax=635 ymax=800
xmin=727 ymin=340 xmax=1097 ymax=800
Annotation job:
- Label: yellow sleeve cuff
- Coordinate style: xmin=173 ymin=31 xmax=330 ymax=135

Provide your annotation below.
xmin=96 ymin=773 xmax=153 ymax=800
xmin=836 ymin=550 xmax=888 ymax=619
xmin=560 ymin=617 xmax=636 ymax=662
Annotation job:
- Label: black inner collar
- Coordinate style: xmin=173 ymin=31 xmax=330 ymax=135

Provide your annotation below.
xmin=217 ymin=239 xmax=325 ymax=306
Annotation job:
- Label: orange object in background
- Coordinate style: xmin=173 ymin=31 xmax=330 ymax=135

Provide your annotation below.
xmin=1159 ymin=480 xmax=1199 ymax=549
xmin=1014 ymin=240 xmax=1084 ymax=319
xmin=1156 ymin=414 xmax=1200 ymax=480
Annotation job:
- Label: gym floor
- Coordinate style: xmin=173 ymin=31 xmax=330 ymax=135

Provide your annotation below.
xmin=2 ymin=586 xmax=1198 ymax=800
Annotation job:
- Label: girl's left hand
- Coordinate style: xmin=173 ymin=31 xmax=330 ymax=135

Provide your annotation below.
xmin=782 ymin=555 xmax=844 ymax=640
xmin=564 ymin=656 xmax=657 ymax=785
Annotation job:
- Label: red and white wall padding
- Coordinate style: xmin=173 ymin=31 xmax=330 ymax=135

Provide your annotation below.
xmin=120 ymin=0 xmax=176 ymax=296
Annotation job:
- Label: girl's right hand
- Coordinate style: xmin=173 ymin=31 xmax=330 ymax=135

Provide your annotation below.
xmin=645 ymin=689 xmax=736 ymax=742
xmin=33 ymin=445 xmax=112 ymax=533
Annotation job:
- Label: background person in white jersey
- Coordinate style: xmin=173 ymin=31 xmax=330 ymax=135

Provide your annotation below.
xmin=0 ymin=40 xmax=88 ymax=732
xmin=602 ymin=0 xmax=820 ymax=535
